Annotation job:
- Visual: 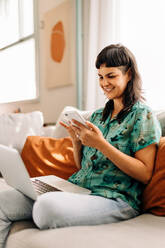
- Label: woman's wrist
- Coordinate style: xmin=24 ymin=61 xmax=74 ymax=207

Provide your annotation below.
xmin=95 ymin=137 xmax=108 ymax=151
xmin=72 ymin=139 xmax=82 ymax=147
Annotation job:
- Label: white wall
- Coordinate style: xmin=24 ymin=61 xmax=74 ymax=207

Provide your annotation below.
xmin=0 ymin=0 xmax=77 ymax=123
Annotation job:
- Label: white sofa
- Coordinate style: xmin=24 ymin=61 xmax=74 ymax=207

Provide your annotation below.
xmin=0 ymin=107 xmax=164 ymax=248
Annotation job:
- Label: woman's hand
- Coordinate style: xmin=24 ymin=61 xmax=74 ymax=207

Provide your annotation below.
xmin=60 ymin=121 xmax=82 ymax=169
xmin=71 ymin=120 xmax=105 ymax=149
xmin=59 ymin=121 xmax=81 ymax=143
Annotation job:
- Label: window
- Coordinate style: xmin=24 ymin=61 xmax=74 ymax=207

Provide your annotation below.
xmin=115 ymin=0 xmax=165 ymax=111
xmin=0 ymin=0 xmax=38 ymax=103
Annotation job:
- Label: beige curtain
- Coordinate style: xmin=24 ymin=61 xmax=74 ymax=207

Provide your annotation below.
xmin=0 ymin=0 xmax=10 ymax=15
xmin=83 ymin=0 xmax=118 ymax=111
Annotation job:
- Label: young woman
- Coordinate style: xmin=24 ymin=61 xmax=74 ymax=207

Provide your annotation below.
xmin=0 ymin=44 xmax=161 ymax=248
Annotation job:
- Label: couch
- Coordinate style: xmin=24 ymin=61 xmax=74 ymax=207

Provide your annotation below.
xmin=0 ymin=106 xmax=165 ymax=248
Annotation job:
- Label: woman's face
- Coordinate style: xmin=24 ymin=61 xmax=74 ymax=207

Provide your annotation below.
xmin=98 ymin=65 xmax=131 ymax=101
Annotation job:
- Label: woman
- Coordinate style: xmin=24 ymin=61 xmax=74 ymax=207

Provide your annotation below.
xmin=60 ymin=44 xmax=161 ymax=213
xmin=0 ymin=44 xmax=161 ymax=248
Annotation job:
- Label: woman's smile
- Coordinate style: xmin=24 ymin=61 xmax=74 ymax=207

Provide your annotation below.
xmin=103 ymin=86 xmax=115 ymax=93
xmin=98 ymin=66 xmax=130 ymax=101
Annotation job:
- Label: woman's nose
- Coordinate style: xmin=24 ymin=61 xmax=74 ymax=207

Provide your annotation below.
xmin=102 ymin=78 xmax=110 ymax=86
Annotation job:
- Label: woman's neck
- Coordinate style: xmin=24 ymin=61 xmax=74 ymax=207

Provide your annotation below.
xmin=113 ymin=99 xmax=124 ymax=114
xmin=109 ymin=99 xmax=124 ymax=119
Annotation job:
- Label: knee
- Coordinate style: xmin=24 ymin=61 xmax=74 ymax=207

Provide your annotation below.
xmin=33 ymin=192 xmax=75 ymax=229
xmin=33 ymin=193 xmax=65 ymax=229
xmin=32 ymin=195 xmax=52 ymax=229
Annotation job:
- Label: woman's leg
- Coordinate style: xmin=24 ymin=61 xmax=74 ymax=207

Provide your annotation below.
xmin=33 ymin=192 xmax=138 ymax=229
xmin=0 ymin=189 xmax=34 ymax=248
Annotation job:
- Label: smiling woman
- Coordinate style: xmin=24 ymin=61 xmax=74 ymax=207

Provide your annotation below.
xmin=0 ymin=44 xmax=162 ymax=248
xmin=61 ymin=44 xmax=161 ymax=214
xmin=95 ymin=44 xmax=143 ymax=123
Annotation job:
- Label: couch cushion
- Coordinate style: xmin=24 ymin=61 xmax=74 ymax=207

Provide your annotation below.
xmin=142 ymin=137 xmax=165 ymax=215
xmin=0 ymin=111 xmax=44 ymax=152
xmin=53 ymin=106 xmax=93 ymax=138
xmin=21 ymin=136 xmax=78 ymax=179
xmin=6 ymin=214 xmax=165 ymax=248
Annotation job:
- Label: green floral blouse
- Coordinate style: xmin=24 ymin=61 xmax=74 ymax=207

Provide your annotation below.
xmin=68 ymin=102 xmax=161 ymax=211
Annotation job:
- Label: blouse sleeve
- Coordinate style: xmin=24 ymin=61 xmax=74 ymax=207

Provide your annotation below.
xmin=130 ymin=108 xmax=162 ymax=153
xmin=89 ymin=109 xmax=103 ymax=124
xmin=90 ymin=112 xmax=96 ymax=123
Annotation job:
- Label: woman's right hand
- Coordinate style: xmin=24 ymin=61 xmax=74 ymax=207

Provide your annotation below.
xmin=60 ymin=121 xmax=82 ymax=169
xmin=59 ymin=121 xmax=81 ymax=143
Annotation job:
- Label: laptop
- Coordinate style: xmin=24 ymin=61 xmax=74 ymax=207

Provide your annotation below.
xmin=0 ymin=144 xmax=91 ymax=200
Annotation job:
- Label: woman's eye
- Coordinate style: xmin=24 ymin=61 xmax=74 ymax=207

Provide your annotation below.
xmin=99 ymin=75 xmax=115 ymax=80
xmin=108 ymin=75 xmax=115 ymax=78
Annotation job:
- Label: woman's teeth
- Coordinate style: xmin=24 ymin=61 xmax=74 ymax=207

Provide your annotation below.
xmin=104 ymin=87 xmax=114 ymax=92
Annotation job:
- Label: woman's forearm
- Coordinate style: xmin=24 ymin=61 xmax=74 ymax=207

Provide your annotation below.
xmin=72 ymin=141 xmax=82 ymax=170
xmin=96 ymin=138 xmax=155 ymax=184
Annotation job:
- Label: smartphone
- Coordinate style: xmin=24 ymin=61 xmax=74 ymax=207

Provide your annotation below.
xmin=63 ymin=110 xmax=88 ymax=127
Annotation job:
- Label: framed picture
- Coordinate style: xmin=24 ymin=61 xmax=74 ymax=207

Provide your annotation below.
xmin=43 ymin=0 xmax=75 ymax=88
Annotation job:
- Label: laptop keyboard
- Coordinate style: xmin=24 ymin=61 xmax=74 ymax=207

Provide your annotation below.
xmin=32 ymin=179 xmax=61 ymax=195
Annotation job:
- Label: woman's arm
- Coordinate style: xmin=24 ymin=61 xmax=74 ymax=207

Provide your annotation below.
xmin=60 ymin=121 xmax=82 ymax=169
xmin=72 ymin=120 xmax=157 ymax=184
xmin=72 ymin=140 xmax=82 ymax=170
xmin=97 ymin=138 xmax=156 ymax=184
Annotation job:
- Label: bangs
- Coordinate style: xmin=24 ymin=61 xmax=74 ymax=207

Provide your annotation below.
xmin=95 ymin=45 xmax=131 ymax=69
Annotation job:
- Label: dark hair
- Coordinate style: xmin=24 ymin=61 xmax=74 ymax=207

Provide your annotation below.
xmin=95 ymin=44 xmax=144 ymax=123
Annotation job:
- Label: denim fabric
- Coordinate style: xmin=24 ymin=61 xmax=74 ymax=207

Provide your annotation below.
xmin=0 ymin=189 xmax=33 ymax=248
xmin=33 ymin=192 xmax=139 ymax=229
xmin=0 ymin=189 xmax=139 ymax=248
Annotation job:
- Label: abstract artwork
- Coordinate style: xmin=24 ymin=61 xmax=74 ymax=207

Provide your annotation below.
xmin=51 ymin=21 xmax=65 ymax=63
xmin=44 ymin=0 xmax=75 ymax=88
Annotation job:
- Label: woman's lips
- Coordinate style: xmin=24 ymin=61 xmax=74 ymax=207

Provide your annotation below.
xmin=103 ymin=87 xmax=114 ymax=93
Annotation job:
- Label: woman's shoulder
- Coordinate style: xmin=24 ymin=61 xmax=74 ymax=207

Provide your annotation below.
xmin=132 ymin=101 xmax=153 ymax=113
xmin=131 ymin=101 xmax=161 ymax=132
xmin=90 ymin=108 xmax=104 ymax=122
xmin=90 ymin=108 xmax=104 ymax=117
xmin=131 ymin=101 xmax=154 ymax=118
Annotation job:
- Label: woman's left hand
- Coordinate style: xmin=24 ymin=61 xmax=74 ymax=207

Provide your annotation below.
xmin=71 ymin=120 xmax=104 ymax=149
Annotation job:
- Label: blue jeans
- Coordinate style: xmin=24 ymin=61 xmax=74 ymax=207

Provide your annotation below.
xmin=0 ymin=189 xmax=139 ymax=248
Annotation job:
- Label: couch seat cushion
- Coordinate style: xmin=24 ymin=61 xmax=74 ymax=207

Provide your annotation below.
xmin=6 ymin=214 xmax=165 ymax=248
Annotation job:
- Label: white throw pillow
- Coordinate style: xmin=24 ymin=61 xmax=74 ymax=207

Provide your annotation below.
xmin=53 ymin=106 xmax=93 ymax=138
xmin=0 ymin=111 xmax=44 ymax=152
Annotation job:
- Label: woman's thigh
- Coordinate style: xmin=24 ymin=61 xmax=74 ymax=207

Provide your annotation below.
xmin=33 ymin=192 xmax=138 ymax=229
